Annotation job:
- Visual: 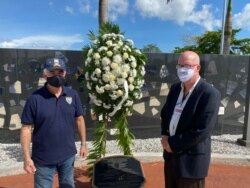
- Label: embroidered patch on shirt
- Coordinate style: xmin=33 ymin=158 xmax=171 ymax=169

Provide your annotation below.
xmin=65 ymin=96 xmax=72 ymax=104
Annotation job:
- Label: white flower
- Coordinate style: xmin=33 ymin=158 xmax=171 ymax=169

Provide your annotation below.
xmin=117 ymin=90 xmax=124 ymax=97
xmin=96 ymin=85 xmax=105 ymax=94
xmin=86 ymin=57 xmax=92 ymax=62
xmin=95 ymin=68 xmax=102 ymax=76
xmin=118 ymin=41 xmax=123 ymax=47
xmin=129 ymin=84 xmax=135 ymax=91
xmin=93 ymin=39 xmax=98 ymax=44
xmin=134 ymin=80 xmax=144 ymax=88
xmin=118 ymin=34 xmax=124 ymax=39
xmin=117 ymin=78 xmax=125 ymax=86
xmin=106 ymin=51 xmax=113 ymax=57
xmin=131 ymin=61 xmax=137 ymax=68
xmin=121 ymin=72 xmax=128 ymax=79
xmin=121 ymin=64 xmax=130 ymax=73
xmin=138 ymin=80 xmax=145 ymax=87
xmin=106 ymin=40 xmax=112 ymax=47
xmin=135 ymin=49 xmax=142 ymax=54
xmin=113 ymin=54 xmax=122 ymax=64
xmin=87 ymin=82 xmax=92 ymax=90
xmin=99 ymin=80 xmax=103 ymax=85
xmin=125 ymin=100 xmax=133 ymax=106
xmin=133 ymin=92 xmax=140 ymax=99
xmin=104 ymin=84 xmax=111 ymax=90
xmin=128 ymin=77 xmax=134 ymax=83
xmin=93 ymin=53 xmax=100 ymax=60
xmin=130 ymin=69 xmax=137 ymax=77
xmin=103 ymin=103 xmax=111 ymax=109
xmin=138 ymin=92 xmax=143 ymax=99
xmin=95 ymin=60 xmax=100 ymax=66
xmin=111 ymin=62 xmax=119 ymax=70
xmin=130 ymin=55 xmax=136 ymax=62
xmin=102 ymin=72 xmax=115 ymax=82
xmin=102 ymin=34 xmax=108 ymax=40
xmin=103 ymin=66 xmax=110 ymax=72
xmin=102 ymin=73 xmax=110 ymax=83
xmin=85 ymin=72 xmax=90 ymax=80
xmin=98 ymin=46 xmax=108 ymax=52
xmin=110 ymin=93 xmax=118 ymax=100
xmin=127 ymin=111 xmax=132 ymax=116
xmin=126 ymin=39 xmax=134 ymax=47
xmin=123 ymin=52 xmax=129 ymax=60
xmin=112 ymin=68 xmax=122 ymax=77
xmin=141 ymin=67 xmax=146 ymax=76
xmin=87 ymin=48 xmax=93 ymax=56
xmin=89 ymin=93 xmax=102 ymax=106
xmin=102 ymin=57 xmax=111 ymax=66
xmin=113 ymin=45 xmax=120 ymax=52
xmin=111 ymin=33 xmax=116 ymax=39
xmin=123 ymin=45 xmax=131 ymax=52
xmin=85 ymin=57 xmax=91 ymax=66
xmin=110 ymin=81 xmax=118 ymax=90
xmin=91 ymin=73 xmax=98 ymax=81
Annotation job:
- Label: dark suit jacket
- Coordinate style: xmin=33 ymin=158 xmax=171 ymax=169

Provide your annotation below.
xmin=161 ymin=78 xmax=221 ymax=178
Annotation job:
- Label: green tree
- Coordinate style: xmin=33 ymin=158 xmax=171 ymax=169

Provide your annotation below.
xmin=172 ymin=29 xmax=250 ymax=55
xmin=142 ymin=43 xmax=162 ymax=53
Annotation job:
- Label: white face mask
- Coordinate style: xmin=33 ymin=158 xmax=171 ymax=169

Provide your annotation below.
xmin=177 ymin=67 xmax=195 ymax=82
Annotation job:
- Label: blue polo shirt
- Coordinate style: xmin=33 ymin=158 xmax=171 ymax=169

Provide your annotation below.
xmin=21 ymin=84 xmax=84 ymax=165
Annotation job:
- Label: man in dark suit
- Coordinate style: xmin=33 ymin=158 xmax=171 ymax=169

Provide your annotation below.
xmin=161 ymin=51 xmax=221 ymax=188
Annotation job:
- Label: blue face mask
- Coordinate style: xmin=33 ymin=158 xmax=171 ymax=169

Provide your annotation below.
xmin=177 ymin=67 xmax=194 ymax=82
xmin=47 ymin=76 xmax=65 ymax=87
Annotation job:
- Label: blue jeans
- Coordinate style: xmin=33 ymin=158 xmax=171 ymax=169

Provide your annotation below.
xmin=34 ymin=156 xmax=75 ymax=188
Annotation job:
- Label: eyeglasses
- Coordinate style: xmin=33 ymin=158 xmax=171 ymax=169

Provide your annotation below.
xmin=176 ymin=63 xmax=199 ymax=69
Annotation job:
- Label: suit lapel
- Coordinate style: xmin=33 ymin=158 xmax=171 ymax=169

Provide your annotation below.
xmin=177 ymin=79 xmax=203 ymax=130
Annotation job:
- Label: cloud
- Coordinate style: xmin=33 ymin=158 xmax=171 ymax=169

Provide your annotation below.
xmin=65 ymin=6 xmax=74 ymax=14
xmin=187 ymin=4 xmax=221 ymax=31
xmin=78 ymin=0 xmax=91 ymax=14
xmin=135 ymin=0 xmax=221 ymax=30
xmin=109 ymin=0 xmax=129 ymax=21
xmin=0 ymin=35 xmax=83 ymax=50
xmin=77 ymin=0 xmax=128 ymax=20
xmin=234 ymin=3 xmax=250 ymax=31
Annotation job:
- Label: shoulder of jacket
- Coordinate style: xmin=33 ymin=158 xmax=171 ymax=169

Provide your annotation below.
xmin=171 ymin=82 xmax=181 ymax=90
xmin=198 ymin=79 xmax=220 ymax=95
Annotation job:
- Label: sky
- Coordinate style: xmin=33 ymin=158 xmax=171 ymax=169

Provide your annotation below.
xmin=0 ymin=0 xmax=249 ymax=52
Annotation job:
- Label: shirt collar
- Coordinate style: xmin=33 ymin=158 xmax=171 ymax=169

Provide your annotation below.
xmin=43 ymin=83 xmax=68 ymax=97
xmin=181 ymin=76 xmax=201 ymax=93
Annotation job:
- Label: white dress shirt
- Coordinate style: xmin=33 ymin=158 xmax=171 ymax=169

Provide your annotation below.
xmin=169 ymin=77 xmax=200 ymax=136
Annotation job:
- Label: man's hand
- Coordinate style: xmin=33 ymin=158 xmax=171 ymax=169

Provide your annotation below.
xmin=161 ymin=135 xmax=172 ymax=153
xmin=79 ymin=144 xmax=88 ymax=159
xmin=23 ymin=158 xmax=36 ymax=174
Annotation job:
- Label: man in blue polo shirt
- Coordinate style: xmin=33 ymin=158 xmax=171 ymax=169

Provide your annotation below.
xmin=20 ymin=58 xmax=87 ymax=188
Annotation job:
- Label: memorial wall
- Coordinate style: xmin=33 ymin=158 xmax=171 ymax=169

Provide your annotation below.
xmin=0 ymin=48 xmax=249 ymax=140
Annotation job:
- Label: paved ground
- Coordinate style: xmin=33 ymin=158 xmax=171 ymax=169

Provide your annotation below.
xmin=0 ymin=155 xmax=250 ymax=188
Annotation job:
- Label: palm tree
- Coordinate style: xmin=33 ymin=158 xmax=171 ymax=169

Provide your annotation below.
xmin=99 ymin=0 xmax=108 ymax=26
xmin=223 ymin=0 xmax=232 ymax=54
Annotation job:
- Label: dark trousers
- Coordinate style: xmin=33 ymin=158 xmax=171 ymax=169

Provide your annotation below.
xmin=164 ymin=161 xmax=205 ymax=188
